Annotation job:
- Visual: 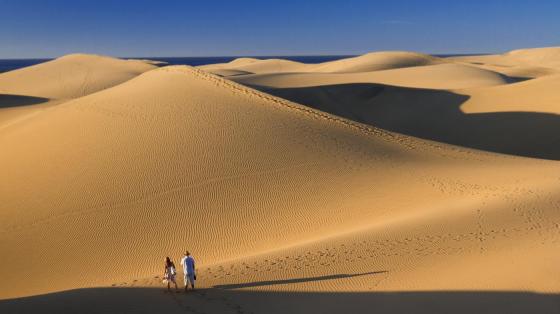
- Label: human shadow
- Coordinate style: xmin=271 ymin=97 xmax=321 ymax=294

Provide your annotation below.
xmin=214 ymin=271 xmax=386 ymax=289
xmin=254 ymin=83 xmax=560 ymax=160
xmin=2 ymin=287 xmax=560 ymax=314
xmin=0 ymin=94 xmax=50 ymax=108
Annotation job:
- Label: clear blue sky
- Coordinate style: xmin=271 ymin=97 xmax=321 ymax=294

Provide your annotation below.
xmin=1 ymin=0 xmax=559 ymax=58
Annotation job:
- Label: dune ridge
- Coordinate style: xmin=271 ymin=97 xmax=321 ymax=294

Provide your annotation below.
xmin=309 ymin=51 xmax=441 ymax=73
xmin=219 ymin=48 xmax=560 ymax=160
xmin=0 ymin=53 xmax=159 ymax=99
xmin=449 ymin=47 xmax=560 ymax=79
xmin=231 ymin=63 xmax=513 ymax=90
xmin=0 ymin=54 xmax=159 ymax=131
xmin=201 ymin=51 xmax=442 ymax=76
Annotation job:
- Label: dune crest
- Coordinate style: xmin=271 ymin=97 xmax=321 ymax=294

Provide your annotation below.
xmin=449 ymin=47 xmax=560 ymax=79
xmin=309 ymin=51 xmax=441 ymax=73
xmin=507 ymin=47 xmax=560 ymax=67
xmin=231 ymin=63 xmax=513 ymax=90
xmin=202 ymin=51 xmax=443 ymax=76
xmin=0 ymin=54 xmax=159 ymax=130
xmin=0 ymin=53 xmax=158 ymax=99
xmin=215 ymin=50 xmax=560 ymax=159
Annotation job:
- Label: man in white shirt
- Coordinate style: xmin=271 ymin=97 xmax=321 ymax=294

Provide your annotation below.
xmin=180 ymin=251 xmax=196 ymax=291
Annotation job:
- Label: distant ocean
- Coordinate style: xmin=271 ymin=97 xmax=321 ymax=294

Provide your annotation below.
xmin=0 ymin=56 xmax=355 ymax=73
xmin=0 ymin=54 xmax=483 ymax=73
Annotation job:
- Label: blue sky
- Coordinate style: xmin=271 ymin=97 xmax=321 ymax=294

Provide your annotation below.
xmin=0 ymin=0 xmax=559 ymax=58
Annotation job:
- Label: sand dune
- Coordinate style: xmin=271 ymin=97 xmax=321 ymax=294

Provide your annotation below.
xmin=0 ymin=54 xmax=158 ymax=99
xmin=204 ymin=58 xmax=311 ymax=74
xmin=202 ymin=51 xmax=442 ymax=76
xmin=207 ymin=68 xmax=254 ymax=77
xmin=507 ymin=47 xmax=560 ymax=68
xmin=308 ymin=51 xmax=441 ymax=73
xmin=462 ymin=73 xmax=560 ymax=114
xmin=253 ymin=80 xmax=560 ymax=159
xmin=0 ymin=54 xmax=158 ymax=131
xmin=450 ymin=47 xmax=560 ymax=79
xmin=199 ymin=57 xmax=260 ymax=70
xmin=2 ymin=52 xmax=560 ymax=314
xmin=223 ymin=49 xmax=560 ymax=159
xmin=231 ymin=63 xmax=513 ymax=90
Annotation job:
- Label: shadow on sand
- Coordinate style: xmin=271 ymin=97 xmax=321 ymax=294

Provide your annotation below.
xmin=214 ymin=271 xmax=386 ymax=289
xmin=1 ymin=286 xmax=559 ymax=314
xmin=257 ymin=83 xmax=560 ymax=160
xmin=0 ymin=94 xmax=50 ymax=108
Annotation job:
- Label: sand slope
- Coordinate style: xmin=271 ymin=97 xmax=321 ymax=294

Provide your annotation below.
xmin=309 ymin=51 xmax=441 ymax=73
xmin=462 ymin=73 xmax=560 ymax=114
xmin=1 ymin=52 xmax=560 ymax=314
xmin=231 ymin=63 xmax=513 ymax=90
xmin=224 ymin=49 xmax=560 ymax=159
xmin=254 ymin=81 xmax=560 ymax=159
xmin=0 ymin=54 xmax=158 ymax=132
xmin=201 ymin=51 xmax=442 ymax=76
xmin=450 ymin=47 xmax=560 ymax=79
xmin=200 ymin=58 xmax=309 ymax=75
xmin=0 ymin=54 xmax=158 ymax=99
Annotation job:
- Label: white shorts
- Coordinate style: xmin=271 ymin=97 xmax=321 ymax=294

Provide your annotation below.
xmin=165 ymin=273 xmax=176 ymax=283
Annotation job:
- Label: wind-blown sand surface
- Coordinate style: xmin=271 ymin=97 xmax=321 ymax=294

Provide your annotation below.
xmin=1 ymin=49 xmax=560 ymax=314
xmin=0 ymin=54 xmax=159 ymax=131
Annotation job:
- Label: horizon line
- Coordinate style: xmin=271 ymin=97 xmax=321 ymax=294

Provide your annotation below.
xmin=0 ymin=52 xmax=495 ymax=61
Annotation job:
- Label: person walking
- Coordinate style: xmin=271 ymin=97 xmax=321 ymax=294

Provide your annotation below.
xmin=180 ymin=251 xmax=196 ymax=291
xmin=163 ymin=256 xmax=179 ymax=292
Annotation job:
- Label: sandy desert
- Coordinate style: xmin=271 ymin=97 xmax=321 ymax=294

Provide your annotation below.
xmin=1 ymin=47 xmax=560 ymax=313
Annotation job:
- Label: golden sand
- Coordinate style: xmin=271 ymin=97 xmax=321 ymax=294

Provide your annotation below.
xmin=1 ymin=49 xmax=559 ymax=313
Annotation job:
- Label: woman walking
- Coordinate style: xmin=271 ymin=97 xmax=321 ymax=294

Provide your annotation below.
xmin=163 ymin=256 xmax=179 ymax=292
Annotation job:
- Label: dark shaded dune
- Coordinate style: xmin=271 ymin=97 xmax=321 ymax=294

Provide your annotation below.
xmin=258 ymin=83 xmax=560 ymax=160
xmin=0 ymin=94 xmax=50 ymax=108
xmin=2 ymin=287 xmax=559 ymax=314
